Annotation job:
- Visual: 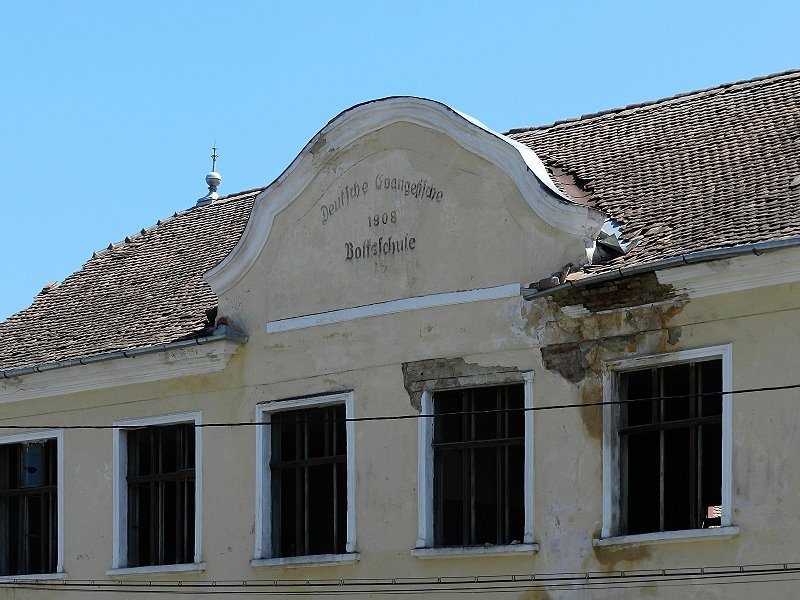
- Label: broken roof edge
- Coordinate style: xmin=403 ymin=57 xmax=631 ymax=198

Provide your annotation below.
xmin=205 ymin=96 xmax=607 ymax=298
xmin=521 ymin=237 xmax=800 ymax=301
xmin=506 ymin=69 xmax=800 ymax=135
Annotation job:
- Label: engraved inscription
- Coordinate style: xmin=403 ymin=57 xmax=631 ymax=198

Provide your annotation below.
xmin=314 ymin=170 xmax=447 ymax=263
xmin=374 ymin=174 xmax=444 ymax=201
xmin=368 ymin=211 xmax=397 ymax=227
xmin=321 ymin=180 xmax=368 ymax=225
xmin=345 ymin=235 xmax=416 ymax=261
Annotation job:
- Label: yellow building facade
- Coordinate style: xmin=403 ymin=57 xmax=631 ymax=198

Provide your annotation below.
xmin=2 ymin=73 xmax=800 ymax=598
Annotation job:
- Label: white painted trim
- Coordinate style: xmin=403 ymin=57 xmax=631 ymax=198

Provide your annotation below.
xmin=106 ymin=562 xmax=206 ymax=577
xmin=594 ymin=526 xmax=739 ymax=548
xmin=0 ymin=429 xmax=64 ymax=576
xmin=602 ymin=345 xmax=733 ymax=538
xmin=255 ymin=392 xmax=356 ymax=560
xmin=656 ymin=245 xmax=800 ymax=298
xmin=250 ymin=553 xmax=360 ymax=569
xmin=522 ymin=372 xmax=535 ymax=545
xmin=112 ymin=411 xmax=203 ymax=570
xmin=411 ymin=544 xmax=538 ymax=558
xmin=0 ymin=339 xmax=242 ymax=404
xmin=416 ymin=375 xmax=535 ymax=551
xmin=416 ymin=391 xmax=435 ymax=549
xmin=266 ymin=284 xmax=521 ymax=333
xmin=205 ymin=97 xmax=605 ymax=297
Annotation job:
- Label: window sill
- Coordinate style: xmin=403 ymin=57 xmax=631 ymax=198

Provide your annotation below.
xmin=0 ymin=572 xmax=67 ymax=582
xmin=106 ymin=562 xmax=206 ymax=577
xmin=251 ymin=553 xmax=360 ymax=568
xmin=594 ymin=526 xmax=739 ymax=548
xmin=411 ymin=543 xmax=539 ymax=559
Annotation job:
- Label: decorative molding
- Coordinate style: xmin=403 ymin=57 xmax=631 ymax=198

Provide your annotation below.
xmin=0 ymin=338 xmax=243 ymax=404
xmin=656 ymin=245 xmax=800 ymax=298
xmin=266 ymin=284 xmax=521 ymax=333
xmin=205 ymin=97 xmax=605 ymax=297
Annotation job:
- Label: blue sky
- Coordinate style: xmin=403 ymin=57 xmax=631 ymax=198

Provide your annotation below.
xmin=1 ymin=1 xmax=796 ymax=320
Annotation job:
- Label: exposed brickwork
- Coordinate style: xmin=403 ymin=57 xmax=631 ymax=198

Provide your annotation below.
xmin=551 ymin=273 xmax=677 ymax=313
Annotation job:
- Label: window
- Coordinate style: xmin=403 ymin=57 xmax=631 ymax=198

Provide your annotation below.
xmin=0 ymin=431 xmax=62 ymax=577
xmin=112 ymin=413 xmax=202 ymax=572
xmin=601 ymin=345 xmax=734 ymax=542
xmin=254 ymin=392 xmax=356 ymax=565
xmin=415 ymin=375 xmax=536 ymax=555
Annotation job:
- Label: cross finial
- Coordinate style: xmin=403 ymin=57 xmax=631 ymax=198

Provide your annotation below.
xmin=211 ymin=144 xmax=218 ymax=172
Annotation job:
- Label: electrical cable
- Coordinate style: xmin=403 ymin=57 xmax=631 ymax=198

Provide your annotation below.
xmin=0 ymin=382 xmax=797 ymax=430
xmin=7 ymin=564 xmax=800 ymax=594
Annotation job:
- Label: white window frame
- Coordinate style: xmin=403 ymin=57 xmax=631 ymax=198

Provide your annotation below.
xmin=412 ymin=372 xmax=537 ymax=558
xmin=597 ymin=344 xmax=738 ymax=547
xmin=0 ymin=429 xmax=64 ymax=580
xmin=109 ymin=411 xmax=204 ymax=575
xmin=253 ymin=392 xmax=358 ymax=568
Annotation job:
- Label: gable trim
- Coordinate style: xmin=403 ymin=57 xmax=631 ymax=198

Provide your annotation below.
xmin=206 ymin=97 xmax=605 ymax=298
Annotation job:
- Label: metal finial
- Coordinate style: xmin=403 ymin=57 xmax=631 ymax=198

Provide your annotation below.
xmin=196 ymin=144 xmax=222 ymax=207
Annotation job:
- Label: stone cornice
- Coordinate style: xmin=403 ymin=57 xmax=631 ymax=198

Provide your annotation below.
xmin=655 ymin=245 xmax=800 ymax=298
xmin=0 ymin=332 xmax=245 ymax=404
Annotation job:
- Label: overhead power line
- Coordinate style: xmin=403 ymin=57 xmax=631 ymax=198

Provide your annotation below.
xmin=0 ymin=383 xmax=797 ymax=430
xmin=6 ymin=562 xmax=800 ymax=594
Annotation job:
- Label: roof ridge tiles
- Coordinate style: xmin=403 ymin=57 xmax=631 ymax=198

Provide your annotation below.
xmin=505 ymin=69 xmax=800 ymax=135
xmin=87 ymin=187 xmax=264 ymax=261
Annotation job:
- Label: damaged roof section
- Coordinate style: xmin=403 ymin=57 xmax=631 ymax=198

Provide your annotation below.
xmin=510 ymin=70 xmax=800 ymax=276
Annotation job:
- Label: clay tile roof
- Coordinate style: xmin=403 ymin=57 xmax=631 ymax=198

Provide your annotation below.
xmin=0 ymin=189 xmax=259 ymax=371
xmin=508 ymin=70 xmax=800 ymax=271
xmin=3 ymin=71 xmax=800 ymax=371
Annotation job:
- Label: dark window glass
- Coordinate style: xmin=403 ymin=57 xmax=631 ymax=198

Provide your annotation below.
xmin=620 ymin=359 xmax=723 ymax=534
xmin=127 ymin=424 xmax=195 ymax=567
xmin=432 ymin=385 xmax=525 ymax=547
xmin=0 ymin=439 xmax=58 ymax=575
xmin=270 ymin=405 xmax=347 ymax=557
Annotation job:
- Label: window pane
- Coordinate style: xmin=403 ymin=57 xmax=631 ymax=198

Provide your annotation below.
xmin=699 ymin=360 xmax=723 ymax=417
xmin=625 ymin=431 xmax=660 ymax=534
xmin=473 ymin=447 xmax=499 ymax=544
xmin=432 ymin=384 xmax=525 ymax=547
xmin=307 ymin=464 xmax=336 ymax=555
xmin=269 ymin=403 xmax=347 ymax=558
xmin=433 ymin=390 xmax=464 ymax=443
xmin=624 ymin=370 xmax=654 ymax=426
xmin=127 ymin=424 xmax=195 ymax=567
xmin=0 ymin=440 xmax=58 ymax=576
xmin=620 ymin=358 xmax=723 ymax=535
xmin=437 ymin=448 xmax=464 ymax=546
xmin=662 ymin=364 xmax=691 ymax=422
xmin=663 ymin=428 xmax=691 ymax=530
